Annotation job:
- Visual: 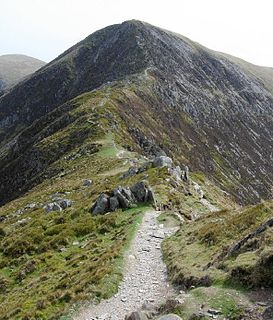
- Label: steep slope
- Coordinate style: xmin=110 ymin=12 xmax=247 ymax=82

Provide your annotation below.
xmin=0 ymin=22 xmax=148 ymax=139
xmin=1 ymin=20 xmax=273 ymax=319
xmin=0 ymin=54 xmax=45 ymax=92
xmin=0 ymin=96 xmax=227 ymax=318
xmin=0 ymin=20 xmax=272 ymax=206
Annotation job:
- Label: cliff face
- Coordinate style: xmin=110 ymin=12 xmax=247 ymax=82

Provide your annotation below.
xmin=0 ymin=20 xmax=272 ymax=205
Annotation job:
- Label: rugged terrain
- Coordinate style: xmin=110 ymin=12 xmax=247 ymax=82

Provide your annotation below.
xmin=0 ymin=20 xmax=272 ymax=320
xmin=0 ymin=21 xmax=272 ymax=205
xmin=0 ymin=54 xmax=45 ymax=92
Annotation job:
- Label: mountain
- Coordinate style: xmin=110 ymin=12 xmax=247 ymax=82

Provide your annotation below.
xmin=0 ymin=20 xmax=272 ymax=206
xmin=0 ymin=20 xmax=273 ymax=319
xmin=0 ymin=54 xmax=45 ymax=92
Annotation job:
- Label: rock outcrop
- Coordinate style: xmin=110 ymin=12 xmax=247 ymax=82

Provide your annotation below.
xmin=0 ymin=21 xmax=272 ymax=206
xmin=43 ymin=198 xmax=72 ymax=213
xmin=91 ymin=181 xmax=156 ymax=215
xmin=91 ymin=193 xmax=109 ymax=215
xmin=152 ymin=156 xmax=173 ymax=169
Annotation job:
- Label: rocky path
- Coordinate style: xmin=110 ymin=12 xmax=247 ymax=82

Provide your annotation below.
xmin=75 ymin=210 xmax=178 ymax=320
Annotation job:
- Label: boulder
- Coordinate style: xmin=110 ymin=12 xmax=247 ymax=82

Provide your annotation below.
xmin=130 ymin=181 xmax=149 ymax=202
xmin=114 ymin=187 xmax=135 ymax=209
xmin=44 ymin=202 xmax=63 ymax=213
xmin=192 ymin=182 xmax=204 ymax=199
xmin=57 ymin=199 xmax=72 ymax=209
xmin=91 ymin=193 xmax=109 ymax=215
xmin=122 ymin=187 xmax=136 ymax=203
xmin=109 ymin=196 xmax=119 ymax=211
xmin=152 ymin=156 xmax=173 ymax=168
xmin=130 ymin=181 xmax=156 ymax=205
xmin=169 ymin=166 xmax=182 ymax=180
xmin=158 ymin=315 xmax=182 ymax=320
xmin=125 ymin=311 xmax=148 ymax=320
xmin=83 ymin=179 xmax=92 ymax=187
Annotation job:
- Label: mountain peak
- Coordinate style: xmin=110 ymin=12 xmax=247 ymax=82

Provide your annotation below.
xmin=0 ymin=21 xmax=273 ymax=205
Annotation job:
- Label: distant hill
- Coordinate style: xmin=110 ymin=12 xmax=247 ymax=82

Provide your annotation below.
xmin=0 ymin=54 xmax=45 ymax=91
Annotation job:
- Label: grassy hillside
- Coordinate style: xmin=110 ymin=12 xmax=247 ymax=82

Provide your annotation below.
xmin=0 ymin=54 xmax=45 ymax=90
xmin=0 ymin=126 xmax=144 ymax=319
xmin=163 ymin=201 xmax=273 ymax=288
xmin=0 ymin=81 xmax=237 ymax=318
xmin=155 ymin=201 xmax=272 ymax=319
xmin=0 ymin=21 xmax=272 ymax=319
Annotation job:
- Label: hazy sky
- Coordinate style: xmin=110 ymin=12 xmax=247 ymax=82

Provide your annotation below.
xmin=1 ymin=0 xmax=273 ymax=67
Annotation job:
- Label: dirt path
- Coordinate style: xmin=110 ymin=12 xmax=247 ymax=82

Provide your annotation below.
xmin=74 ymin=210 xmax=178 ymax=320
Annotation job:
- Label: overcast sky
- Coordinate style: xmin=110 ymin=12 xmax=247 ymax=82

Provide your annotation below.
xmin=1 ymin=0 xmax=273 ymax=67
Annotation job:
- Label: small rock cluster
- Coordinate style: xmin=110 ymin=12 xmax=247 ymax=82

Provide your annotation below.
xmin=43 ymin=193 xmax=72 ymax=213
xmin=91 ymin=181 xmax=156 ymax=215
xmin=121 ymin=155 xmax=189 ymax=183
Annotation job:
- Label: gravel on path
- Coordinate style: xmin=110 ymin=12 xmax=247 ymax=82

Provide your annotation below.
xmin=74 ymin=210 xmax=178 ymax=320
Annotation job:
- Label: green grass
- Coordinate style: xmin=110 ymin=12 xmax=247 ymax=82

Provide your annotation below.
xmin=191 ymin=287 xmax=245 ymax=319
xmin=162 ymin=200 xmax=273 ymax=291
xmin=0 ymin=203 xmax=146 ymax=319
xmin=0 ymin=116 xmax=153 ymax=319
xmin=159 ymin=286 xmax=249 ymax=319
xmin=0 ymin=97 xmax=160 ymax=320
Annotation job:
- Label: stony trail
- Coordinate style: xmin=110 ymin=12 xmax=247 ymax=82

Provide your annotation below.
xmin=75 ymin=210 xmax=178 ymax=320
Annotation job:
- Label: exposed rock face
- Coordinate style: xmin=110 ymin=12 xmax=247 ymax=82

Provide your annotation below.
xmin=114 ymin=186 xmax=136 ymax=209
xmin=91 ymin=193 xmax=109 ymax=215
xmin=152 ymin=156 xmax=173 ymax=169
xmin=109 ymin=196 xmax=119 ymax=211
xmin=0 ymin=20 xmax=272 ymax=204
xmin=0 ymin=22 xmax=148 ymax=135
xmin=43 ymin=198 xmax=72 ymax=213
xmin=169 ymin=166 xmax=182 ymax=181
xmin=131 ymin=181 xmax=149 ymax=202
xmin=211 ymin=217 xmax=273 ymax=266
xmin=129 ymin=127 xmax=166 ymax=157
xmin=90 ymin=181 xmax=156 ymax=215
